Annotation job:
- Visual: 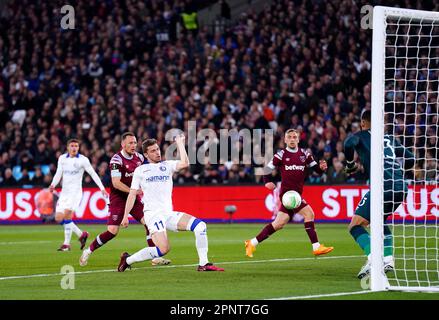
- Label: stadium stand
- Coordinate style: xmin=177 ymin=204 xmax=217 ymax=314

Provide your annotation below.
xmin=0 ymin=0 xmax=437 ymax=187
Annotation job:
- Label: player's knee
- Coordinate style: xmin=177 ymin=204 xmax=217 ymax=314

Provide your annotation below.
xmin=301 ymin=211 xmax=314 ymax=221
xmin=348 ymin=220 xmax=359 ymax=231
xmin=192 ymin=219 xmax=207 ymax=234
xmin=349 ymin=215 xmax=368 ymax=231
xmin=107 ymin=226 xmax=119 ymax=235
xmin=273 ymin=221 xmax=285 ymax=231
xmin=157 ymin=243 xmax=171 ymax=255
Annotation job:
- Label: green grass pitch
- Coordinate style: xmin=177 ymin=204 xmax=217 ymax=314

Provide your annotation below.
xmin=0 ymin=223 xmax=438 ymax=300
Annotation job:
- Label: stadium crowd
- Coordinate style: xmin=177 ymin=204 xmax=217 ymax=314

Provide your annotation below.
xmin=0 ymin=0 xmax=437 ymax=187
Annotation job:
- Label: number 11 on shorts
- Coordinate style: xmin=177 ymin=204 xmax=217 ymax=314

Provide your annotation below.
xmin=154 ymin=220 xmax=164 ymax=231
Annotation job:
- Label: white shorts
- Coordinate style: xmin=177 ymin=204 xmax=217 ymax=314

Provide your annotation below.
xmin=56 ymin=192 xmax=82 ymax=213
xmin=144 ymin=211 xmax=185 ymax=235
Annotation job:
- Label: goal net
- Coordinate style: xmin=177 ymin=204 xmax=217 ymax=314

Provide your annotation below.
xmin=371 ymin=6 xmax=439 ymax=292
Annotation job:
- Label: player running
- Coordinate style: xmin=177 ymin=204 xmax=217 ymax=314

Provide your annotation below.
xmin=49 ymin=139 xmax=108 ymax=251
xmin=117 ymin=134 xmax=224 ymax=272
xmin=245 ymin=129 xmax=334 ymax=257
xmin=344 ymin=110 xmax=415 ymax=279
xmin=79 ymin=132 xmax=170 ymax=267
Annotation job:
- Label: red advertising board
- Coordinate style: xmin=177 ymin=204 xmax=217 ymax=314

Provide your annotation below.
xmin=0 ymin=185 xmax=438 ymax=223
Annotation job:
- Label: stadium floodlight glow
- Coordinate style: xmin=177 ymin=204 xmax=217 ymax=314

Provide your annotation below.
xmin=371 ymin=6 xmax=439 ymax=292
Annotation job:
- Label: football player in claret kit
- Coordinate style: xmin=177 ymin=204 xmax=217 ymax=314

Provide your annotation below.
xmin=245 ymin=129 xmax=334 ymax=257
xmin=79 ymin=132 xmax=170 ymax=266
xmin=117 ymin=134 xmax=224 ymax=272
xmin=49 ymin=139 xmax=109 ymax=251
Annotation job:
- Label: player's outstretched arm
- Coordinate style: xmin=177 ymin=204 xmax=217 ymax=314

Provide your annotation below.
xmin=263 ymin=156 xmax=280 ymax=190
xmin=122 ymin=168 xmax=142 ymax=227
xmin=111 ymin=176 xmax=131 ymax=193
xmin=175 ymin=134 xmax=189 ymax=171
xmin=318 ymin=159 xmax=328 ymax=172
xmin=84 ymin=158 xmax=108 ymax=197
xmin=49 ymin=157 xmax=63 ymax=192
xmin=121 ymin=189 xmax=137 ymax=228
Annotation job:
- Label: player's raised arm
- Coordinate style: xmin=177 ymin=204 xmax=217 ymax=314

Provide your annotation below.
xmin=49 ymin=156 xmax=63 ymax=192
xmin=175 ymin=134 xmax=189 ymax=171
xmin=83 ymin=157 xmax=108 ymax=198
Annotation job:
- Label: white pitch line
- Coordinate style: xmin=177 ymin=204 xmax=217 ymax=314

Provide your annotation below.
xmin=266 ymin=290 xmax=373 ymax=300
xmin=0 ymin=255 xmax=363 ymax=281
xmin=0 ymin=241 xmax=53 ymax=245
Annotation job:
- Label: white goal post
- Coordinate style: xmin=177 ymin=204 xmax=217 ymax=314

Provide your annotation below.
xmin=371 ymin=6 xmax=439 ymax=292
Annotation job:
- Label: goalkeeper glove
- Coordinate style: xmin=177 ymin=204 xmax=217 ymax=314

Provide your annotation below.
xmin=344 ymin=161 xmax=358 ymax=174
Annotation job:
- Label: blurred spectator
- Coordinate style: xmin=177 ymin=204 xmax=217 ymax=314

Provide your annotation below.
xmin=32 ymin=166 xmax=45 ymax=186
xmin=20 ymin=168 xmax=32 ymax=185
xmin=327 ymin=158 xmax=348 ymax=184
xmin=19 ymin=150 xmax=35 ymax=172
xmin=33 ymin=140 xmax=52 ymax=165
xmin=0 ymin=0 xmax=435 ymax=189
xmin=2 ymin=168 xmax=17 ymax=186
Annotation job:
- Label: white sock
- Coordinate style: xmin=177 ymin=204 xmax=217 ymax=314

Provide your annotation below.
xmin=250 ymin=238 xmax=259 ymax=247
xmin=193 ymin=221 xmax=209 ymax=266
xmin=384 ymin=255 xmax=394 ymax=264
xmin=186 ymin=217 xmax=196 ymax=231
xmin=126 ymin=247 xmax=161 ymax=265
xmin=63 ymin=222 xmax=73 ymax=245
xmin=69 ymin=222 xmax=82 ymax=237
xmin=312 ymin=242 xmax=320 ymax=251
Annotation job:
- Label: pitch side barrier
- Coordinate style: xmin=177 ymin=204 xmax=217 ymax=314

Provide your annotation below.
xmin=0 ymin=185 xmax=437 ymax=224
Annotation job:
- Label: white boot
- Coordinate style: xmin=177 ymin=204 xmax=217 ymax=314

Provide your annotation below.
xmin=79 ymin=248 xmax=92 ymax=266
xmin=383 ymin=256 xmax=395 ymax=273
xmin=357 ymin=259 xmax=371 ymax=279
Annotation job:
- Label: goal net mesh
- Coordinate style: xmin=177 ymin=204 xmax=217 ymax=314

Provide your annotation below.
xmin=383 ymin=12 xmax=439 ymax=290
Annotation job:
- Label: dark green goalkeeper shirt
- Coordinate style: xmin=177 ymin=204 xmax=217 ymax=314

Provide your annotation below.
xmin=343 ymin=130 xmax=415 ymax=191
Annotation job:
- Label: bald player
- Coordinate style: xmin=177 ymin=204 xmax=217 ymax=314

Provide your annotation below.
xmin=79 ymin=132 xmax=170 ymax=267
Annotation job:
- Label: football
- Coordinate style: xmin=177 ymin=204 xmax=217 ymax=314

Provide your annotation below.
xmin=282 ymin=190 xmax=302 ymax=210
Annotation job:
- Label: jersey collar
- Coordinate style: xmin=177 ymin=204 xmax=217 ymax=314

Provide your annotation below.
xmin=66 ymin=153 xmax=80 ymax=158
xmin=286 ymin=147 xmax=298 ymax=153
xmin=121 ymin=149 xmax=133 ymax=160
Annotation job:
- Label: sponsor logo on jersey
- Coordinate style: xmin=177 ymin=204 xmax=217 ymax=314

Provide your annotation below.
xmin=125 ymin=172 xmax=134 ymax=177
xmin=285 ymin=165 xmax=305 ymax=171
xmin=145 ymin=175 xmax=170 ymax=182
